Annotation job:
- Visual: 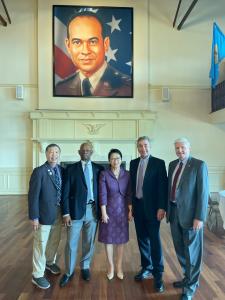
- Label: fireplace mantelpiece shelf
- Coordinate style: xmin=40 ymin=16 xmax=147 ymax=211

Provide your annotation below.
xmin=30 ymin=110 xmax=156 ymax=168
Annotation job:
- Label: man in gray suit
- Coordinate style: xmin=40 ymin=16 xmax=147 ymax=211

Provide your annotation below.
xmin=167 ymin=138 xmax=209 ymax=300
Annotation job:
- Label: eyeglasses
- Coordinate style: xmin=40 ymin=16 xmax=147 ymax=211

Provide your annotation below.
xmin=110 ymin=157 xmax=121 ymax=161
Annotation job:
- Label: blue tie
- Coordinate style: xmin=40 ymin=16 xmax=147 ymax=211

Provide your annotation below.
xmin=84 ymin=163 xmax=92 ymax=203
xmin=53 ymin=167 xmax=61 ymax=204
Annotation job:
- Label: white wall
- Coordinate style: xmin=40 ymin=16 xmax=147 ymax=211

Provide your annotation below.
xmin=0 ymin=0 xmax=225 ymax=194
xmin=0 ymin=0 xmax=37 ymax=193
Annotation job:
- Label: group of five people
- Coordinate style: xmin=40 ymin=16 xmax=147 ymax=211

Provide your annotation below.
xmin=28 ymin=136 xmax=208 ymax=300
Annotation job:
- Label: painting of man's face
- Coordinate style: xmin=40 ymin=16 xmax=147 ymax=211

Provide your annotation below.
xmin=65 ymin=16 xmax=110 ymax=78
xmin=53 ymin=6 xmax=133 ymax=98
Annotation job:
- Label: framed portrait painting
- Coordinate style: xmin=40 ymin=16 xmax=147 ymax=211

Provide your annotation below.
xmin=53 ymin=5 xmax=133 ymax=98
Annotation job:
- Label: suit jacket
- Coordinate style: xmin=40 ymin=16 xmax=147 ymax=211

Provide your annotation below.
xmin=28 ymin=162 xmax=64 ymax=225
xmin=130 ymin=156 xmax=168 ymax=221
xmin=55 ymin=65 xmax=132 ymax=97
xmin=167 ymin=156 xmax=209 ymax=228
xmin=61 ymin=161 xmax=104 ymax=220
xmin=99 ymin=168 xmax=131 ymax=207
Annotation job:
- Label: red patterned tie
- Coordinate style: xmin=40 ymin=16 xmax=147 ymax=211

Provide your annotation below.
xmin=171 ymin=162 xmax=183 ymax=201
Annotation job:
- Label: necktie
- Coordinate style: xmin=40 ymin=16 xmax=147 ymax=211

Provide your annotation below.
xmin=82 ymin=78 xmax=92 ymax=96
xmin=171 ymin=162 xmax=183 ymax=201
xmin=136 ymin=159 xmax=145 ymax=199
xmin=84 ymin=163 xmax=92 ymax=203
xmin=53 ymin=167 xmax=61 ymax=204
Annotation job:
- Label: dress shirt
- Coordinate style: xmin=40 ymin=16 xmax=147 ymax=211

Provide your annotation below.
xmin=81 ymin=160 xmax=94 ymax=201
xmin=79 ymin=61 xmax=107 ymax=94
xmin=136 ymin=155 xmax=149 ymax=198
xmin=171 ymin=157 xmax=189 ymax=195
xmin=52 ymin=165 xmax=62 ymax=184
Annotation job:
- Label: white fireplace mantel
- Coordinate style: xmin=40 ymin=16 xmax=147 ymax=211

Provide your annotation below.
xmin=30 ymin=110 xmax=157 ymax=168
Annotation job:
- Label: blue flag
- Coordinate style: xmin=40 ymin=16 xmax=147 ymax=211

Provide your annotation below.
xmin=209 ymin=22 xmax=225 ymax=88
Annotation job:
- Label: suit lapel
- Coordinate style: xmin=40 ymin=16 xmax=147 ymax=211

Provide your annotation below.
xmin=142 ymin=156 xmax=154 ymax=185
xmin=44 ymin=163 xmax=57 ymax=188
xmin=144 ymin=156 xmax=152 ymax=177
xmin=133 ymin=158 xmax=140 ymax=186
xmin=177 ymin=157 xmax=192 ymax=188
xmin=92 ymin=162 xmax=97 ymax=193
xmin=78 ymin=161 xmax=87 ymax=187
xmin=168 ymin=160 xmax=178 ymax=189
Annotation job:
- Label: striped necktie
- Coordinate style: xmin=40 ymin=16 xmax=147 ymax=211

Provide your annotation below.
xmin=170 ymin=162 xmax=183 ymax=201
xmin=53 ymin=167 xmax=61 ymax=204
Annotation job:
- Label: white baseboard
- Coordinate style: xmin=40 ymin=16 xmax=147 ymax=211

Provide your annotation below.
xmin=0 ymin=168 xmax=32 ymax=195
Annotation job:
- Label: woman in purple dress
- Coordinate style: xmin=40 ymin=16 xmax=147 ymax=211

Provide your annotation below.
xmin=98 ymin=149 xmax=132 ymax=280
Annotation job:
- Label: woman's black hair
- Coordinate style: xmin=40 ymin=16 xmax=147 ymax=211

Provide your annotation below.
xmin=108 ymin=148 xmax=122 ymax=160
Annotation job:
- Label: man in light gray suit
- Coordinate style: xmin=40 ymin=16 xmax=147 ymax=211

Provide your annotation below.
xmin=167 ymin=138 xmax=209 ymax=300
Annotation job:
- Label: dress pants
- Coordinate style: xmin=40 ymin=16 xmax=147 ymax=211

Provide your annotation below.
xmin=170 ymin=205 xmax=203 ymax=296
xmin=133 ymin=198 xmax=164 ymax=278
xmin=32 ymin=207 xmax=62 ymax=278
xmin=65 ymin=204 xmax=98 ymax=276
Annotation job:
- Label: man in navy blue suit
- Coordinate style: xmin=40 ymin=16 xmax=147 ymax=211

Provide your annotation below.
xmin=130 ymin=136 xmax=167 ymax=293
xmin=28 ymin=144 xmax=64 ymax=289
xmin=59 ymin=141 xmax=104 ymax=287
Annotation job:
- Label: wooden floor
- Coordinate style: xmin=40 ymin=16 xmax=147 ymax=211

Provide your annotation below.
xmin=0 ymin=196 xmax=225 ymax=300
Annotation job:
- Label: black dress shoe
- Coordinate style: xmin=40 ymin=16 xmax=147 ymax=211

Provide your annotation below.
xmin=81 ymin=269 xmax=90 ymax=281
xmin=134 ymin=269 xmax=152 ymax=281
xmin=154 ymin=279 xmax=165 ymax=293
xmin=59 ymin=273 xmax=74 ymax=287
xmin=173 ymin=280 xmax=186 ymax=288
xmin=180 ymin=294 xmax=192 ymax=300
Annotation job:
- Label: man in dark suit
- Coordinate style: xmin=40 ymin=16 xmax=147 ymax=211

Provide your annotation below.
xmin=28 ymin=143 xmax=64 ymax=289
xmin=130 ymin=136 xmax=167 ymax=293
xmin=55 ymin=11 xmax=132 ymax=97
xmin=167 ymin=138 xmax=209 ymax=300
xmin=59 ymin=141 xmax=104 ymax=287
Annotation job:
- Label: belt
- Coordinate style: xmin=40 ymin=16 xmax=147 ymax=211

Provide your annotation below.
xmin=87 ymin=200 xmax=95 ymax=205
xmin=170 ymin=201 xmax=177 ymax=207
xmin=135 ymin=197 xmax=143 ymax=200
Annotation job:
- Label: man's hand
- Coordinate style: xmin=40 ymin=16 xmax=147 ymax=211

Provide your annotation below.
xmin=63 ymin=215 xmax=72 ymax=227
xmin=157 ymin=209 xmax=166 ymax=221
xmin=193 ymin=219 xmax=203 ymax=231
xmin=31 ymin=219 xmax=39 ymax=231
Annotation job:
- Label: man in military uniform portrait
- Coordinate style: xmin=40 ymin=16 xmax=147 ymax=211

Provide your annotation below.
xmin=54 ymin=10 xmax=132 ymax=98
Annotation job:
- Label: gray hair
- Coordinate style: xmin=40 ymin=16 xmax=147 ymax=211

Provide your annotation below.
xmin=174 ymin=137 xmax=191 ymax=148
xmin=136 ymin=136 xmax=151 ymax=146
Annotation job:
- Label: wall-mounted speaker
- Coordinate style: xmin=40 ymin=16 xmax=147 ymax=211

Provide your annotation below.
xmin=16 ymin=85 xmax=24 ymax=100
xmin=161 ymin=87 xmax=170 ymax=102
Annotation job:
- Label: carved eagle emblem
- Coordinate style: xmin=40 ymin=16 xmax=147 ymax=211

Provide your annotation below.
xmin=82 ymin=123 xmax=106 ymax=135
